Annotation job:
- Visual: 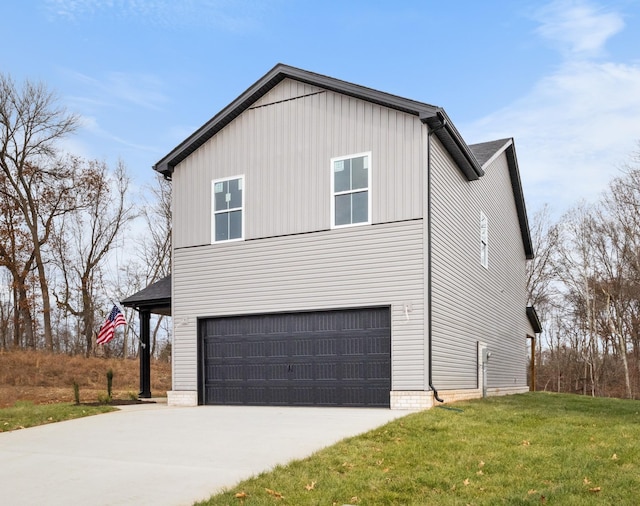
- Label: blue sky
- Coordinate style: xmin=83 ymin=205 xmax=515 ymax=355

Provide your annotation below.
xmin=4 ymin=0 xmax=640 ymax=217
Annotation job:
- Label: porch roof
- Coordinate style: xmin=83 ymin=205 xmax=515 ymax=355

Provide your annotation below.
xmin=121 ymin=275 xmax=171 ymax=316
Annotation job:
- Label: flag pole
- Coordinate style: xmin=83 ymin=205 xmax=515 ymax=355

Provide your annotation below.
xmin=111 ymin=299 xmax=147 ymax=349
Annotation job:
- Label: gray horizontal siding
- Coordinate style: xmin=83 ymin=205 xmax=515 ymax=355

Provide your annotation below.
xmin=430 ymin=138 xmax=528 ymax=390
xmin=172 ymin=79 xmax=424 ymax=248
xmin=172 ymin=220 xmax=425 ymax=392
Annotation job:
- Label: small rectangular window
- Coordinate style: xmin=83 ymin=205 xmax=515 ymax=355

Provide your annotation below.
xmin=331 ymin=152 xmax=371 ymax=228
xmin=212 ymin=176 xmax=244 ymax=242
xmin=480 ymin=211 xmax=488 ymax=269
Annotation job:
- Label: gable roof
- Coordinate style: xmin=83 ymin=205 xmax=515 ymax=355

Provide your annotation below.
xmin=153 ymin=63 xmax=483 ymax=181
xmin=469 ymin=138 xmax=511 ymax=167
xmin=154 ymin=63 xmax=533 ymax=260
xmin=469 ymin=139 xmax=534 ymax=259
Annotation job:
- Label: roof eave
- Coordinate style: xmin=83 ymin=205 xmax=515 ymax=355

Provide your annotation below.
xmin=154 ymin=65 xmax=288 ymax=177
xmin=527 ymin=306 xmax=543 ymax=334
xmin=154 ymin=63 xmax=443 ymax=177
xmin=504 ymin=141 xmax=534 ymax=259
xmin=121 ymin=275 xmax=172 ymax=316
xmin=471 ymin=138 xmax=534 ymax=260
xmin=421 ymin=110 xmax=484 ymax=181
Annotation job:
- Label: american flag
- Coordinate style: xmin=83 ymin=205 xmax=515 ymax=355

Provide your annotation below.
xmin=96 ymin=305 xmax=127 ymax=345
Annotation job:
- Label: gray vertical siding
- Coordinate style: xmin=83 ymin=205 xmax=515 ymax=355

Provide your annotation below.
xmin=172 ymin=79 xmax=424 ymax=248
xmin=430 ymin=138 xmax=528 ymax=390
xmin=171 ymin=221 xmax=426 ymax=392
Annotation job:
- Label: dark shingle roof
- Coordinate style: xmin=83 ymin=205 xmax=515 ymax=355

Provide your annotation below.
xmin=121 ymin=275 xmax=171 ymax=315
xmin=469 ymin=138 xmax=512 ymax=167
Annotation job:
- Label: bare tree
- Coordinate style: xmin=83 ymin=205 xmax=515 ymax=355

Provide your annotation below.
xmin=593 ymin=164 xmax=640 ymax=398
xmin=0 ymin=183 xmax=36 ymax=347
xmin=139 ymin=173 xmax=172 ymax=281
xmin=135 ymin=173 xmax=172 ymax=356
xmin=556 ymin=203 xmax=601 ymax=396
xmin=0 ymin=74 xmax=79 ymax=350
xmin=53 ymin=159 xmax=135 ymax=355
xmin=526 ymin=204 xmax=560 ymax=316
xmin=0 ymin=267 xmax=13 ymax=350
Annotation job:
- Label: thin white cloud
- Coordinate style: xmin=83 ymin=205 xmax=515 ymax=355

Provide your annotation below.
xmin=464 ymin=0 xmax=639 ymax=215
xmin=63 ymin=69 xmax=168 ymax=111
xmin=534 ymin=0 xmax=624 ymax=58
xmin=76 ymin=113 xmax=159 ymax=153
xmin=43 ymin=0 xmax=267 ymax=32
xmin=51 ymin=68 xmax=170 ymax=163
xmin=51 ymin=113 xmax=160 ymax=172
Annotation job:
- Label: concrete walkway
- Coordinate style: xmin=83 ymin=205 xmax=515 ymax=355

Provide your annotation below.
xmin=0 ymin=403 xmax=412 ymax=506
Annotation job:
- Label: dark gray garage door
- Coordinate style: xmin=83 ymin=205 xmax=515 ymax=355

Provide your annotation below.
xmin=199 ymin=307 xmax=391 ymax=407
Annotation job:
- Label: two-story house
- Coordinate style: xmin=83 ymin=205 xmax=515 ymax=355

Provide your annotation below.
xmin=153 ymin=64 xmax=537 ymax=409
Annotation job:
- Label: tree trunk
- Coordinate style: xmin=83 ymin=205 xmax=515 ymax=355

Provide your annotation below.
xmin=605 ymin=290 xmax=633 ymax=399
xmin=0 ymin=297 xmax=7 ymax=350
xmin=618 ymin=335 xmax=632 ymax=398
xmin=17 ymin=283 xmax=34 ymax=348
xmin=12 ymin=284 xmax=19 ymax=348
xmin=82 ymin=284 xmax=94 ymax=357
xmin=35 ymin=248 xmax=54 ymax=351
xmin=151 ymin=315 xmax=165 ymax=358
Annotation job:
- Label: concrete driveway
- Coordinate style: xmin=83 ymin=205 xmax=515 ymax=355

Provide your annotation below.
xmin=0 ymin=403 xmax=411 ymax=506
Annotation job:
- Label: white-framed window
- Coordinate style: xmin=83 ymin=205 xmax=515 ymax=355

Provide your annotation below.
xmin=480 ymin=211 xmax=488 ymax=269
xmin=331 ymin=152 xmax=371 ymax=228
xmin=212 ymin=176 xmax=244 ymax=242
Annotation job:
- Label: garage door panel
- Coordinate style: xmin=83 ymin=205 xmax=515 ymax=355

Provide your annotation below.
xmin=368 ymin=361 xmax=391 ymax=380
xmin=246 ymin=387 xmax=266 ymax=404
xmin=246 ymin=341 xmax=266 ymax=358
xmin=201 ymin=307 xmax=391 ymax=407
xmin=247 ymin=364 xmax=266 ymax=380
xmin=343 ymin=337 xmax=364 ymax=355
xmin=269 ymin=340 xmax=288 ymax=357
xmin=316 ymin=338 xmax=337 ymax=356
xmin=316 ymin=363 xmax=337 ymax=380
xmin=291 ymin=387 xmax=314 ymax=405
xmin=269 ymin=387 xmax=289 ymax=405
xmin=342 ymin=362 xmax=363 ymax=380
xmin=290 ymin=363 xmax=313 ymax=380
xmin=371 ymin=335 xmax=391 ymax=353
xmin=343 ymin=387 xmax=366 ymax=406
xmin=292 ymin=339 xmax=313 ymax=357
xmin=268 ymin=363 xmax=289 ymax=380
xmin=207 ymin=386 xmax=243 ymax=405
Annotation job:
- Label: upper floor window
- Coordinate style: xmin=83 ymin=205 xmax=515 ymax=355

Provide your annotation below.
xmin=331 ymin=152 xmax=371 ymax=228
xmin=212 ymin=176 xmax=244 ymax=242
xmin=480 ymin=211 xmax=488 ymax=269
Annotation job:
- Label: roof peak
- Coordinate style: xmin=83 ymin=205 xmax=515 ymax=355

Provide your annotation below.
xmin=153 ymin=64 xmax=485 ymax=178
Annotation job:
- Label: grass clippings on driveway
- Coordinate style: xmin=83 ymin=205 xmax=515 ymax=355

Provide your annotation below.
xmin=0 ymin=401 xmax=115 ymax=432
xmin=198 ymin=392 xmax=640 ymax=505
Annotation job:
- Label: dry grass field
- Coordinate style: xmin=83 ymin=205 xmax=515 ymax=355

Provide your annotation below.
xmin=0 ymin=349 xmax=171 ymax=408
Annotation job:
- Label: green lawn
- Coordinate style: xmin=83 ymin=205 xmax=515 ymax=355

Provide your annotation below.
xmin=0 ymin=401 xmax=115 ymax=432
xmin=197 ymin=393 xmax=640 ymax=505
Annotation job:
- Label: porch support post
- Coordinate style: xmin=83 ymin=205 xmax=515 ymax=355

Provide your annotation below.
xmin=139 ymin=309 xmax=152 ymax=398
